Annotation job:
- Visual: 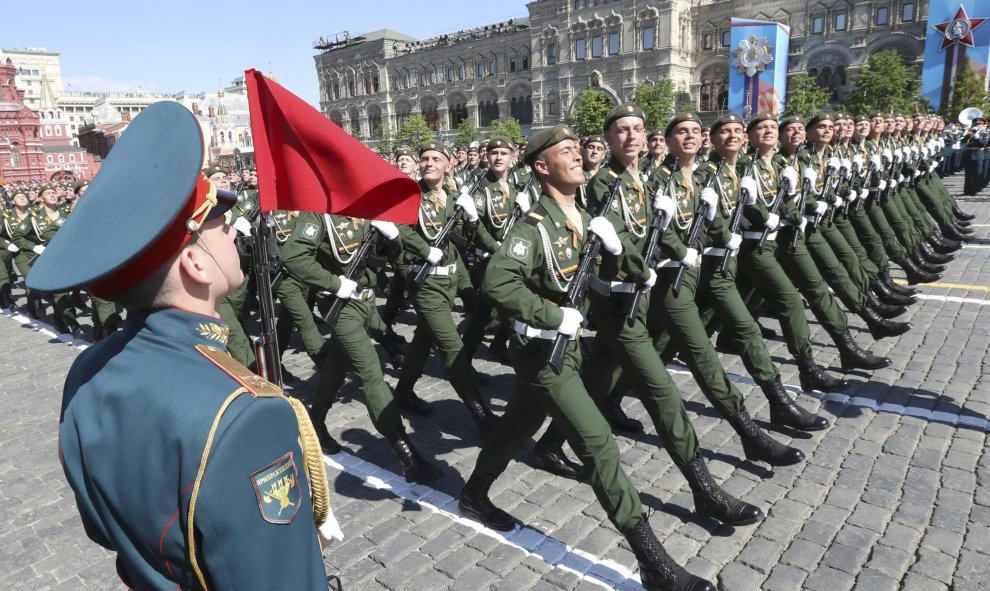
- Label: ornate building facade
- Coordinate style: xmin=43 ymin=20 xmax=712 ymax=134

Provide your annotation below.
xmin=314 ymin=0 xmax=927 ymax=142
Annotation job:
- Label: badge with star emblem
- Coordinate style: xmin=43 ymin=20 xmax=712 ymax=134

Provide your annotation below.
xmin=508 ymin=236 xmax=531 ymax=260
xmin=302 ymin=223 xmax=319 ymax=239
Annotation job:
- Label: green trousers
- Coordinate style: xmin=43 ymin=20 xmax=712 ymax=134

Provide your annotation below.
xmin=881 ymin=191 xmax=922 ymax=251
xmin=470 ymin=332 xmax=643 ymax=533
xmin=864 ymin=199 xmax=909 ymax=263
xmin=275 ymin=276 xmax=327 ymax=364
xmin=845 ymin=206 xmax=891 ymax=272
xmin=915 ymin=178 xmax=953 ymax=229
xmin=91 ymin=297 xmax=118 ymax=325
xmin=818 ymin=221 xmax=873 ymax=292
xmin=774 ymin=229 xmax=849 ymax=334
xmin=804 ymin=228 xmax=867 ymax=313
xmin=220 ymin=294 xmax=256 ymax=368
xmin=312 ymin=298 xmax=402 ymax=436
xmin=582 ymin=291 xmax=698 ymax=466
xmin=832 ymin=215 xmax=880 ymax=280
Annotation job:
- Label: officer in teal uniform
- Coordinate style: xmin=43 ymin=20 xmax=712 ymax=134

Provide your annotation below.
xmin=29 ymin=102 xmax=335 ymax=590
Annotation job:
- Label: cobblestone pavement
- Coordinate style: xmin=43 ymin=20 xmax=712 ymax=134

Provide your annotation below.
xmin=2 ymin=175 xmax=989 ymax=590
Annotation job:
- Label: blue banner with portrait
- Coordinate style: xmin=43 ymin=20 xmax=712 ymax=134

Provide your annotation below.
xmin=921 ymin=0 xmax=990 ymax=112
xmin=728 ymin=18 xmax=791 ymax=118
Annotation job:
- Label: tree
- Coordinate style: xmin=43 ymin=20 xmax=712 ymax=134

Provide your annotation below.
xmin=566 ymin=88 xmax=613 ymax=137
xmin=676 ymin=97 xmax=698 ymax=114
xmin=454 ymin=118 xmax=480 ymax=147
xmin=372 ymin=122 xmax=395 ymax=156
xmin=783 ymin=75 xmax=834 ymax=119
xmin=844 ymin=50 xmax=928 ymax=115
xmin=395 ymin=115 xmax=434 ymax=150
xmin=632 ymin=80 xmax=677 ymax=133
xmin=488 ymin=117 xmax=525 ymax=143
xmin=948 ymin=55 xmax=990 ymax=122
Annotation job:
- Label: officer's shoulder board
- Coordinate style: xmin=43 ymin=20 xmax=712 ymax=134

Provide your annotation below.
xmin=523 ymin=204 xmax=548 ymax=226
xmin=195 ymin=344 xmax=284 ymax=398
xmin=707 ymin=161 xmax=718 ymax=173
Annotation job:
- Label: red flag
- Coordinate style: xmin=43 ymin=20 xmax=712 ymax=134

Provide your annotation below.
xmin=245 ymin=69 xmax=419 ymax=223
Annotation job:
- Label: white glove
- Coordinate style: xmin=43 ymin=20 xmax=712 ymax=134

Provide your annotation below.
xmin=882 ymin=148 xmax=893 ymax=162
xmin=639 ymin=269 xmax=657 ymax=291
xmin=892 ymin=150 xmax=901 ymax=164
xmin=700 ymin=188 xmax=718 ymax=221
xmin=877 ymin=179 xmax=888 ymax=192
xmin=726 ymin=233 xmax=742 ymax=251
xmin=557 ymin=306 xmax=584 ymax=337
xmin=911 ymin=146 xmax=919 ymax=157
xmin=318 ymin=507 xmax=345 ymax=545
xmin=32 ymin=245 xmax=45 ymax=255
xmin=852 ymin=154 xmax=864 ymax=171
xmin=869 ymin=154 xmax=883 ymax=170
xmin=913 ymin=170 xmax=922 ymax=179
xmin=232 ymin=216 xmax=253 ymax=237
xmin=781 ymin=167 xmax=798 ymax=195
xmin=815 ymin=201 xmax=828 ymax=215
xmin=371 ymin=220 xmax=399 ymax=240
xmin=858 ymin=189 xmax=868 ymax=200
xmin=840 ymin=158 xmax=852 ymax=180
xmin=897 ymin=174 xmax=905 ymax=184
xmin=740 ymin=177 xmax=758 ymax=205
xmin=765 ymin=213 xmax=780 ymax=230
xmin=588 ymin=217 xmax=622 ymax=256
xmin=920 ymin=147 xmax=929 ymax=159
xmin=514 ymin=191 xmax=531 ymax=214
xmin=834 ymin=197 xmax=845 ymax=209
xmin=455 ymin=193 xmax=479 ymax=222
xmin=653 ymin=193 xmax=675 ymax=220
xmin=826 ymin=157 xmax=841 ymax=174
xmin=426 ymin=247 xmax=443 ymax=264
xmin=6 ymin=243 xmax=18 ymax=253
xmin=799 ymin=217 xmax=808 ymax=234
xmin=890 ymin=178 xmax=899 ymax=190
xmin=679 ymin=247 xmax=699 ymax=268
xmin=803 ymin=167 xmax=818 ymax=188
xmin=334 ymin=276 xmax=358 ymax=299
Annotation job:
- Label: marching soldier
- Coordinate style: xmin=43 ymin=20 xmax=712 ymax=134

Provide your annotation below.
xmin=30 ymin=102 xmax=336 ymax=590
xmin=458 ymin=123 xmax=715 ymax=591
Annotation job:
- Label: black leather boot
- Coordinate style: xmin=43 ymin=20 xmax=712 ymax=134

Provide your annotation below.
xmin=882 ymin=271 xmax=918 ymax=296
xmin=871 ymin=280 xmax=916 ymax=307
xmin=902 ymin=258 xmax=940 ymax=285
xmin=796 ymin=349 xmax=848 ymax=393
xmin=929 ymin=231 xmax=962 ymax=252
xmin=625 ymin=516 xmax=715 ymax=591
xmin=460 ymin=390 xmax=498 ymax=438
xmin=829 ymin=328 xmax=891 ymax=371
xmin=866 ymin=291 xmax=907 ymax=319
xmin=308 ymin=406 xmax=342 ymax=454
xmin=910 ymin=250 xmax=945 ymax=275
xmin=393 ymin=382 xmax=433 ymax=416
xmin=860 ymin=306 xmax=912 ymax=339
xmin=727 ymin=409 xmax=805 ymax=466
xmin=531 ymin=423 xmax=583 ymax=481
xmin=0 ymin=284 xmax=15 ymax=310
xmin=27 ymin=294 xmax=44 ymax=319
xmin=680 ymin=452 xmax=763 ymax=526
xmin=387 ymin=430 xmax=444 ymax=484
xmin=918 ymin=241 xmax=954 ymax=265
xmin=459 ymin=473 xmax=517 ymax=531
xmin=599 ymin=394 xmax=644 ymax=433
xmin=950 ymin=220 xmax=974 ymax=235
xmin=953 ymin=206 xmax=976 ymax=220
xmin=757 ymin=376 xmax=829 ymax=431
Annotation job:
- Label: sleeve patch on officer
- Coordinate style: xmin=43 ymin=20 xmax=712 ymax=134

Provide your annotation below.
xmin=508 ymin=236 xmax=531 ymax=260
xmin=251 ymin=453 xmax=301 ymax=524
xmin=301 ymin=223 xmax=319 ymax=241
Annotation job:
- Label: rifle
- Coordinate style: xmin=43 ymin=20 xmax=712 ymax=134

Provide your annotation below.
xmin=721 ymin=153 xmax=754 ymax=275
xmin=759 ymin=160 xmax=787 ymax=249
xmin=506 ymin=173 xmax=537 ymax=228
xmin=672 ymin=159 xmax=725 ymax=295
xmin=791 ymin=173 xmax=811 ymax=249
xmin=251 ymin=212 xmax=284 ymax=388
xmin=408 ymin=170 xmax=486 ymax=296
xmin=322 ymin=226 xmax=382 ymax=325
xmin=548 ymin=169 xmax=623 ymax=375
xmin=626 ymin=159 xmax=676 ymax=326
xmin=639 ymin=154 xmax=655 ymax=179
xmin=844 ymin=157 xmax=864 ymax=215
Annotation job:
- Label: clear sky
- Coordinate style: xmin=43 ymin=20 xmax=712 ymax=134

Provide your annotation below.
xmin=2 ymin=0 xmax=529 ymax=106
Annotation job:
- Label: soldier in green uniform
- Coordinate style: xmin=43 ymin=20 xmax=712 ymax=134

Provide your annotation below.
xmin=391 ymin=143 xmax=498 ymax=434
xmin=0 ymin=188 xmax=31 ymax=310
xmin=30 ymin=102 xmax=335 ymax=590
xmin=69 ymin=180 xmax=124 ymax=340
xmin=459 ymin=124 xmax=715 ymax=591
xmin=281 ymin=211 xmax=443 ymax=483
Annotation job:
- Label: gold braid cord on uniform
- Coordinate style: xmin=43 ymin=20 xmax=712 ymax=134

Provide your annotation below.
xmin=285 ymin=396 xmax=331 ymax=528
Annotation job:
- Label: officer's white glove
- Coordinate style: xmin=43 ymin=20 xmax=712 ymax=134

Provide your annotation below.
xmin=897 ymin=173 xmax=905 ymax=184
xmin=913 ymin=169 xmax=922 ymax=180
xmin=32 ymin=245 xmax=45 ymax=255
xmin=514 ymin=191 xmax=531 ymax=214
xmin=426 ymin=247 xmax=443 ymax=264
xmin=834 ymin=197 xmax=845 ymax=209
xmin=370 ymin=220 xmax=399 ymax=240
xmin=781 ymin=166 xmax=798 ymax=195
xmin=803 ymin=167 xmax=818 ymax=188
xmin=334 ymin=276 xmax=358 ymax=299
xmin=727 ymin=233 xmax=742 ymax=251
xmin=840 ymin=158 xmax=852 ymax=180
xmin=852 ymin=154 xmax=865 ymax=171
xmin=653 ymin=193 xmax=676 ymax=220
xmin=679 ymin=247 xmax=699 ymax=268
xmin=870 ymin=154 xmax=883 ymax=170
xmin=557 ymin=306 xmax=584 ymax=337
xmin=740 ymin=177 xmax=758 ymax=205
xmin=455 ymin=193 xmax=479 ymax=222
xmin=589 ymin=217 xmax=622 ymax=256
xmin=877 ymin=179 xmax=888 ymax=192
xmin=231 ymin=216 xmax=252 ymax=237
xmin=798 ymin=217 xmax=808 ymax=234
xmin=318 ymin=507 xmax=345 ymax=544
xmin=858 ymin=188 xmax=868 ymax=200
xmin=882 ymin=148 xmax=893 ymax=162
xmin=700 ymin=188 xmax=718 ymax=221
xmin=639 ymin=269 xmax=657 ymax=291
xmin=6 ymin=243 xmax=18 ymax=253
xmin=765 ymin=213 xmax=780 ymax=230
xmin=815 ymin=201 xmax=828 ymax=216
xmin=826 ymin=157 xmax=841 ymax=174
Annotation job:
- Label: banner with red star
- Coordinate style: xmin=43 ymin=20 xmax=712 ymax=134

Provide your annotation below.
xmin=922 ymin=1 xmax=990 ymax=112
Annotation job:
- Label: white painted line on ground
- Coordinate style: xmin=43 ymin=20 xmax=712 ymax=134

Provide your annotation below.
xmin=914 ymin=293 xmax=990 ymax=306
xmin=961 ymin=244 xmax=990 ymax=249
xmin=1 ymin=308 xmax=91 ymax=349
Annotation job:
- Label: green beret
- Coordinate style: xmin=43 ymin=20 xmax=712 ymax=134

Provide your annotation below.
xmin=38 ymin=183 xmax=56 ymax=195
xmin=854 ymin=115 xmax=870 ymax=124
xmin=779 ymin=115 xmax=805 ymax=129
xmin=453 ymin=144 xmax=467 ymax=152
xmin=203 ymin=166 xmax=226 ymax=179
xmin=647 ymin=130 xmax=663 ymax=141
xmin=806 ymin=112 xmax=834 ymax=129
xmin=72 ymin=179 xmax=91 ymax=194
xmin=710 ymin=112 xmax=745 ymax=135
xmin=419 ymin=142 xmax=451 ymax=160
xmin=394 ymin=146 xmax=413 ymax=159
xmin=746 ymin=112 xmax=777 ymax=132
xmin=834 ymin=112 xmax=851 ymax=122
xmin=603 ymin=103 xmax=645 ymax=131
xmin=487 ymin=136 xmax=513 ymax=152
xmin=523 ymin=124 xmax=578 ymax=166
xmin=869 ymin=112 xmax=886 ymax=120
xmin=582 ymin=134 xmax=606 ymax=148
xmin=664 ymin=112 xmax=702 ymax=136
